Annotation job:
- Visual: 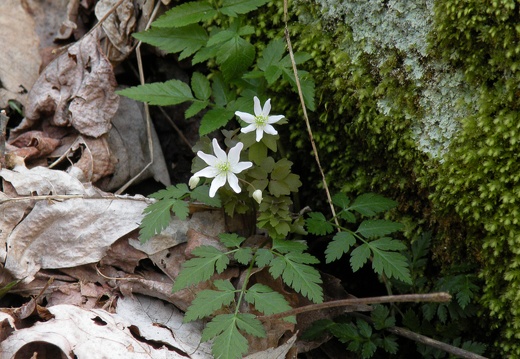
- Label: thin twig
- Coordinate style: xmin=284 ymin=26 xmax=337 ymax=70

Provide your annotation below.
xmin=158 ymin=106 xmax=194 ymax=150
xmin=115 ymin=0 xmax=163 ymax=194
xmin=259 ymin=292 xmax=452 ymax=321
xmin=351 ymin=312 xmax=488 ymax=359
xmin=0 ymin=110 xmax=8 ymax=168
xmin=282 ymin=0 xmax=339 ymax=227
xmin=0 ymin=193 xmax=152 ymax=204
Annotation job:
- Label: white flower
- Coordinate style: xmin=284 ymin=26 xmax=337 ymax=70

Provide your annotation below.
xmin=235 ymin=96 xmax=284 ymax=142
xmin=193 ymin=139 xmax=253 ymax=197
xmin=188 ymin=176 xmax=200 ymax=189
xmin=252 ymin=189 xmax=263 ymax=204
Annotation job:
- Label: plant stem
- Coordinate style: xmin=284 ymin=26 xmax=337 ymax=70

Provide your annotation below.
xmin=283 ymin=0 xmax=339 ymax=228
xmin=259 ymin=292 xmax=451 ymax=321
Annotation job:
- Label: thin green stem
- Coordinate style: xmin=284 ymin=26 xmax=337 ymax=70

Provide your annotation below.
xmin=234 ymin=253 xmax=257 ymax=315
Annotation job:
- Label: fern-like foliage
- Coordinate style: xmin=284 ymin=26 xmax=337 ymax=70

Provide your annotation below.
xmin=138 ymin=184 xmax=221 ymax=243
xmin=306 ymin=192 xmax=411 ymax=284
xmin=173 ymin=233 xmax=322 ymax=358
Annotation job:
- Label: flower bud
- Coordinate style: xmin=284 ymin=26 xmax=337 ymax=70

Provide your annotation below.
xmin=189 ymin=176 xmax=200 ymax=189
xmin=253 ymin=189 xmax=263 ymax=204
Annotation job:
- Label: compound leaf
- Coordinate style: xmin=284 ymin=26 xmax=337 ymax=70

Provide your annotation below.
xmin=349 ymin=193 xmax=397 ymax=216
xmin=325 ymin=231 xmax=356 ymax=263
xmin=203 ymin=314 xmax=248 ymax=359
xmin=245 ymin=284 xmax=293 ymax=318
xmin=118 ymin=80 xmax=193 ymax=106
xmin=235 ymin=313 xmax=266 ymax=338
xmin=139 ymin=199 xmax=188 ymax=242
xmin=190 ymin=185 xmax=222 ymax=207
xmin=191 ymin=72 xmax=211 ymax=100
xmin=370 ymin=239 xmax=411 ymax=284
xmin=234 ymin=247 xmax=253 ymax=264
xmin=172 ymin=246 xmax=229 ymax=291
xmin=350 ymin=243 xmax=371 ymax=272
xmin=219 ymin=233 xmax=246 ymax=248
xmin=153 ymin=1 xmax=217 ymax=28
xmin=199 ymin=108 xmax=235 ymax=135
xmin=133 ymin=24 xmax=207 ymax=59
xmin=216 ymin=34 xmax=255 ymax=81
xmin=184 ymin=288 xmax=235 ymax=322
xmin=279 ymin=252 xmax=323 ymax=303
xmin=220 ymin=0 xmax=270 ymax=17
xmin=306 ymin=212 xmax=334 ymax=235
xmin=357 ymin=220 xmax=403 ymax=238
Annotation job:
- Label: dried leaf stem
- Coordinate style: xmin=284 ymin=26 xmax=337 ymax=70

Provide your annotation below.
xmin=282 ymin=0 xmax=338 ymax=227
xmin=0 ymin=194 xmax=152 ymax=204
xmin=260 ymin=292 xmax=452 ymax=321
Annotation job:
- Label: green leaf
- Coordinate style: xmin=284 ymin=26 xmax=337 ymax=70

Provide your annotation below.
xmin=203 ymin=314 xmax=248 ymax=359
xmin=332 ymin=192 xmax=350 ymax=209
xmin=212 ymin=73 xmax=235 ymax=107
xmin=382 ymin=336 xmax=399 ymax=354
xmin=325 ymin=231 xmax=356 ymax=263
xmin=117 ymin=80 xmax=193 ymax=106
xmin=235 ymin=313 xmax=266 ymax=337
xmin=220 ymin=0 xmax=270 ymax=17
xmin=139 ymin=199 xmax=188 ymax=242
xmin=301 ymin=319 xmax=335 ymax=340
xmin=272 ymin=238 xmax=308 ymax=254
xmin=191 ymin=72 xmax=211 ymax=101
xmin=306 ymin=212 xmax=334 ymax=235
xmin=133 ymin=24 xmax=207 ymax=59
xmin=245 ymin=283 xmax=293 ymax=317
xmin=216 ymin=34 xmax=255 ymax=81
xmin=370 ymin=305 xmax=395 ymax=330
xmin=349 ymin=193 xmax=397 ymax=216
xmin=234 ymin=248 xmax=253 ymax=264
xmin=152 ymin=1 xmax=217 ymax=28
xmin=258 ymin=39 xmax=285 ymax=72
xmin=172 ymin=246 xmax=229 ymax=291
xmin=277 ymin=252 xmax=323 ymax=303
xmin=185 ymin=100 xmax=209 ymax=118
xmin=350 ymin=243 xmax=371 ymax=272
xmin=184 ymin=288 xmax=235 ymax=322
xmin=268 ymin=180 xmax=291 ymax=197
xmin=207 ymin=29 xmax=236 ymax=46
xmin=248 ymin=141 xmax=268 ymax=164
xmin=199 ymin=108 xmax=235 ymax=135
xmin=362 ymin=341 xmax=377 ymax=359
xmin=370 ymin=239 xmax=411 ymax=284
xmin=149 ymin=184 xmax=190 ymax=200
xmin=255 ymin=249 xmax=274 ymax=267
xmin=356 ymin=220 xmax=403 ymax=238
xmin=219 ymin=233 xmax=246 ymax=248
xmin=190 ymin=185 xmax=222 ymax=207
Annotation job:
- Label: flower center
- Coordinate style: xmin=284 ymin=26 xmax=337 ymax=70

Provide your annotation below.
xmin=254 ymin=115 xmax=268 ymax=128
xmin=216 ymin=161 xmax=231 ymax=173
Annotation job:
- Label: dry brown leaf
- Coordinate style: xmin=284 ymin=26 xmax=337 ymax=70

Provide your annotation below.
xmin=14 ymin=28 xmax=119 ymax=139
xmin=95 ymin=0 xmax=137 ymax=63
xmin=8 ymin=130 xmax=61 ymax=160
xmin=96 ymin=95 xmax=170 ymax=191
xmin=0 ymin=192 xmax=29 ymax=263
xmin=0 ymin=304 xmax=199 ymax=358
xmin=0 ymin=0 xmax=41 ymax=108
xmin=0 ymin=165 xmax=150 ymax=281
xmin=100 ymin=236 xmax=148 ymax=273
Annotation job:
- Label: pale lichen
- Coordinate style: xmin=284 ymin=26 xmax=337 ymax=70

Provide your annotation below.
xmin=313 ymin=0 xmax=479 ymax=159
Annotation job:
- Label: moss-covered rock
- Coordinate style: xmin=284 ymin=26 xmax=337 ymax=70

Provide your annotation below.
xmin=277 ymin=0 xmax=520 ymax=356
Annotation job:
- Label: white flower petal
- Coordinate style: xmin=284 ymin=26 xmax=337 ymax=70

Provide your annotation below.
xmin=193 ymin=166 xmax=219 ymax=178
xmin=209 ymin=174 xmax=227 ymax=197
xmin=241 ymin=124 xmax=256 ymax=134
xmin=197 ymin=151 xmax=217 ymax=166
xmin=227 ymin=173 xmax=241 ymax=193
xmin=232 ymin=161 xmax=253 ymax=173
xmin=263 ymin=124 xmax=278 ymax=136
xmin=235 ymin=111 xmax=255 ymax=124
xmin=253 ymin=96 xmax=262 ymax=116
xmin=253 ymin=189 xmax=263 ymax=204
xmin=263 ymin=98 xmax=272 ymax=116
xmin=255 ymin=128 xmax=264 ymax=142
xmin=267 ymin=115 xmax=284 ymax=124
xmin=212 ymin=139 xmax=227 ymax=161
xmin=228 ymin=142 xmax=244 ymax=166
